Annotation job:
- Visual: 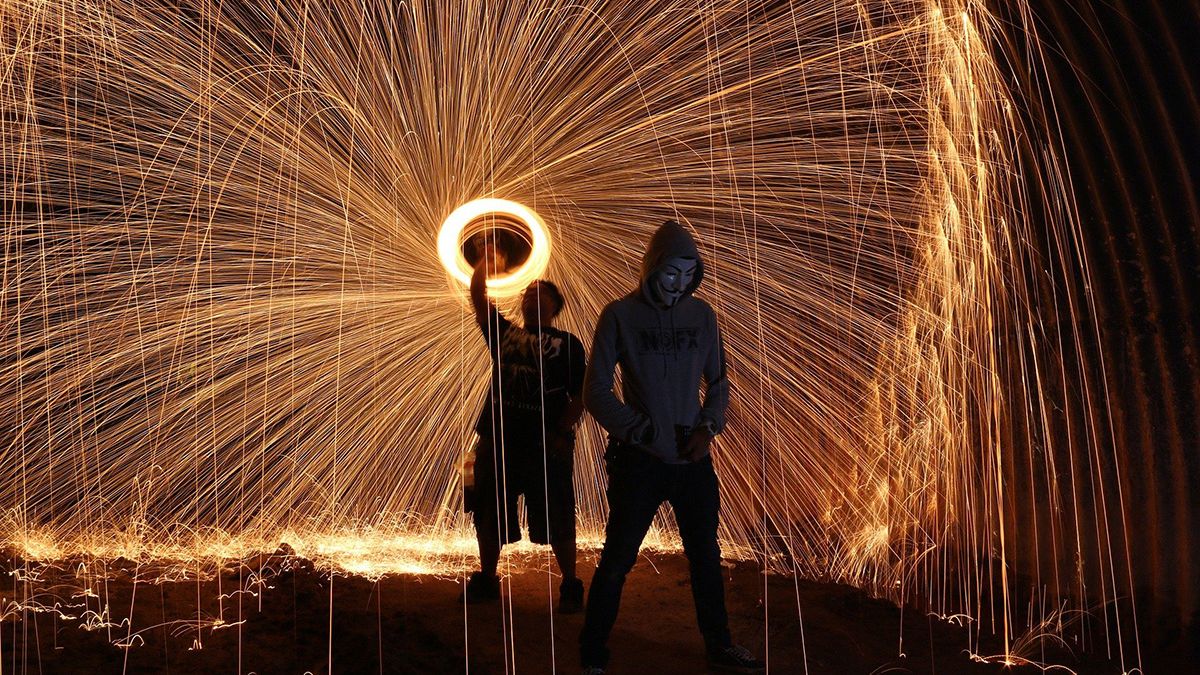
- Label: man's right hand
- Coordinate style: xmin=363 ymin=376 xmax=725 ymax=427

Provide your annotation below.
xmin=632 ymin=419 xmax=657 ymax=447
xmin=477 ymin=241 xmax=507 ymax=276
xmin=470 ymin=241 xmax=505 ymax=322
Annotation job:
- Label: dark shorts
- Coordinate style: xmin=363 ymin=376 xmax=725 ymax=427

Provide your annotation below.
xmin=471 ymin=434 xmax=576 ymax=547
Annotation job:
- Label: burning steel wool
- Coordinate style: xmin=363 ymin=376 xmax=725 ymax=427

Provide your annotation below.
xmin=1 ymin=0 xmax=1142 ymax=670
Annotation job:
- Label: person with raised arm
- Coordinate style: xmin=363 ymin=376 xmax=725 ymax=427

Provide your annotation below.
xmin=462 ymin=234 xmax=588 ymax=614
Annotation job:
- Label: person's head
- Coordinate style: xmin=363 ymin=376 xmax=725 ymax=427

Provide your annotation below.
xmin=521 ymin=279 xmax=564 ymax=328
xmin=652 ymin=256 xmax=698 ymax=308
xmin=640 ymin=219 xmax=705 ymax=309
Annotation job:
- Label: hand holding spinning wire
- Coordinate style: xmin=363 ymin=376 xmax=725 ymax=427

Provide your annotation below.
xmin=469 ymin=237 xmax=509 ymax=320
xmin=471 ymin=237 xmax=510 ymax=278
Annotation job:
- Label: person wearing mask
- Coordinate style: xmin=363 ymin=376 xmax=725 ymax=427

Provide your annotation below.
xmin=579 ymin=220 xmax=764 ymax=673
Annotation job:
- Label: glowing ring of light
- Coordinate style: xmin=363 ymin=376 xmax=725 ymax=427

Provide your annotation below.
xmin=438 ymin=198 xmax=551 ymax=298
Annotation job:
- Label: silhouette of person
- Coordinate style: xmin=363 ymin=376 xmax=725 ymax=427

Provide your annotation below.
xmin=578 ymin=220 xmax=764 ymax=673
xmin=462 ymin=234 xmax=587 ymax=614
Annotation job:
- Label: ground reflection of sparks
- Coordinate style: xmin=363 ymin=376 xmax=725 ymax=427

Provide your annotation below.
xmin=1 ymin=0 xmax=1139 ymax=670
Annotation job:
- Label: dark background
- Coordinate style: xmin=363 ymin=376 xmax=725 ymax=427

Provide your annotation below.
xmin=1020 ymin=0 xmax=1199 ymax=663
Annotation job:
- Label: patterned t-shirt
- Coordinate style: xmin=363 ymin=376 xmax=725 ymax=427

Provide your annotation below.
xmin=474 ymin=304 xmax=586 ymax=443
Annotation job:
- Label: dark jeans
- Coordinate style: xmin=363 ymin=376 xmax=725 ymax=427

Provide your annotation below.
xmin=579 ymin=443 xmax=731 ymax=667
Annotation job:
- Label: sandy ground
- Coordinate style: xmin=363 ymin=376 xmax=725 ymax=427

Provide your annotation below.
xmin=2 ymin=549 xmax=1125 ymax=674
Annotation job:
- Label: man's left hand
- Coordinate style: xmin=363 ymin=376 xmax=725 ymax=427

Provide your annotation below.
xmin=681 ymin=427 xmax=713 ymax=462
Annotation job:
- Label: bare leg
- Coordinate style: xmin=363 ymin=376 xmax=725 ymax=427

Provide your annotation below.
xmin=551 ymin=538 xmax=576 ymax=580
xmin=477 ymin=526 xmax=501 ymax=577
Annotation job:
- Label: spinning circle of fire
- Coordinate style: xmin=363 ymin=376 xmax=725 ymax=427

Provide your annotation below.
xmin=438 ymin=198 xmax=551 ymax=297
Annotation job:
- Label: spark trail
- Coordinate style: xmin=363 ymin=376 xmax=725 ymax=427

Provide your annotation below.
xmin=0 ymin=0 xmax=1138 ymax=667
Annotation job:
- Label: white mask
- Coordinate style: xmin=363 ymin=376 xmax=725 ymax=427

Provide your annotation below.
xmin=653 ymin=257 xmax=697 ymax=308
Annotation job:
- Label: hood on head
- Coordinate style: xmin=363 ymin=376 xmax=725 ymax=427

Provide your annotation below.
xmin=640 ymin=220 xmax=704 ymax=306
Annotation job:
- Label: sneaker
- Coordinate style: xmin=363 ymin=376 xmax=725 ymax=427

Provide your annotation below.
xmin=580 ymin=666 xmax=605 ymax=675
xmin=559 ymin=577 xmax=584 ymax=614
xmin=458 ymin=571 xmax=500 ymax=604
xmin=707 ymin=644 xmax=765 ymax=673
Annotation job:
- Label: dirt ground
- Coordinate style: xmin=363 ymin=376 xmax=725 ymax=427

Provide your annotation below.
xmin=1 ymin=549 xmax=1125 ymax=674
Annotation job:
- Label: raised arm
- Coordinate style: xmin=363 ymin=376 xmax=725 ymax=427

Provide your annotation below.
xmin=470 ymin=254 xmax=491 ymax=328
xmin=470 ymin=241 xmax=508 ymax=328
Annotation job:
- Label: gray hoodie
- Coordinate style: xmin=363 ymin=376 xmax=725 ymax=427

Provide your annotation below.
xmin=583 ymin=221 xmax=729 ymax=464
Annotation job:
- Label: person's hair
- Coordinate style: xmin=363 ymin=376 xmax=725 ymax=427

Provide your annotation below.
xmin=528 ymin=280 xmax=565 ymax=318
